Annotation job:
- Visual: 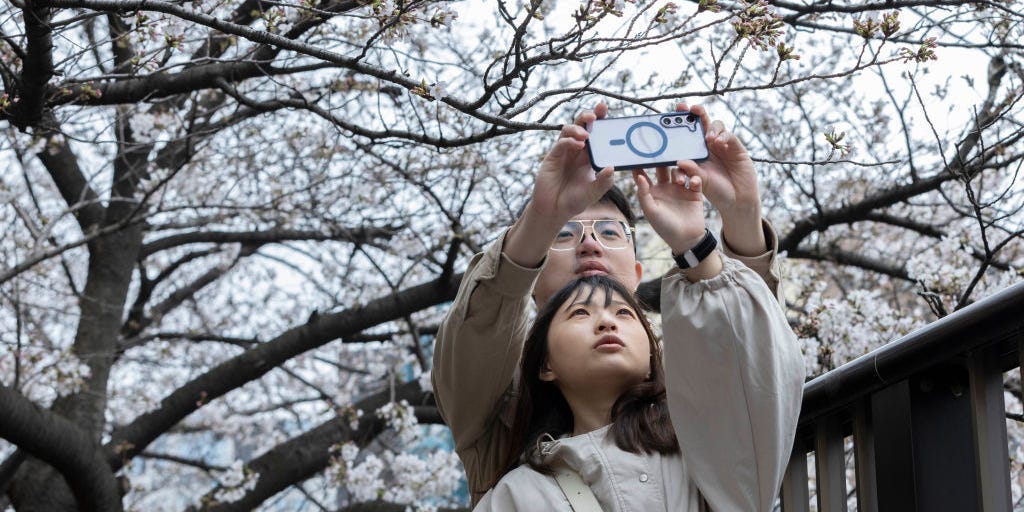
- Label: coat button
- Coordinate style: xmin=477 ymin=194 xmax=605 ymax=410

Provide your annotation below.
xmin=639 ymin=473 xmax=649 ymax=483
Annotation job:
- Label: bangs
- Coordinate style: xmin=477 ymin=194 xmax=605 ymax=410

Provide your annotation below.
xmin=565 ymin=279 xmax=623 ymax=309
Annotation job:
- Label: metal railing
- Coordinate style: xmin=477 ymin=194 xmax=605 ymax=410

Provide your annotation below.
xmin=782 ymin=281 xmax=1024 ymax=512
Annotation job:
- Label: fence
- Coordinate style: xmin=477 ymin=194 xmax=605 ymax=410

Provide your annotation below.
xmin=782 ymin=281 xmax=1024 ymax=512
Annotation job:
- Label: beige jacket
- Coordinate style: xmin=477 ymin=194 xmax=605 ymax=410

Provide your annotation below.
xmin=432 ymin=221 xmax=802 ymax=510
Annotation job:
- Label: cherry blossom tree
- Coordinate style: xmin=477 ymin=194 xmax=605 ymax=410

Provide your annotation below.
xmin=1 ymin=0 xmax=1022 ymax=510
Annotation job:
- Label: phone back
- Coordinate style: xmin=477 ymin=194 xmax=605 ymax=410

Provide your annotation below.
xmin=586 ymin=112 xmax=709 ymax=171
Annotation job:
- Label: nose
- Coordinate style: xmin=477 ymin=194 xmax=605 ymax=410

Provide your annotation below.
xmin=576 ymin=229 xmax=604 ymax=256
xmin=596 ymin=313 xmax=618 ymax=333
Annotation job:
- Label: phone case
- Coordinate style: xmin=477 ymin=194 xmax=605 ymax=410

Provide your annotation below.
xmin=586 ymin=112 xmax=709 ymax=171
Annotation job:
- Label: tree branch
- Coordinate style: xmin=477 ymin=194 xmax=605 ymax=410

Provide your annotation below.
xmin=138 ymin=227 xmax=400 ymax=259
xmin=0 ymin=385 xmax=123 ymax=512
xmin=138 ymin=451 xmax=228 ymax=473
xmin=196 ymin=380 xmax=432 ymax=511
xmin=9 ymin=0 xmax=54 ymax=129
xmin=39 ymin=0 xmax=555 ymax=133
xmin=33 ymin=112 xmax=106 ymax=231
xmin=104 ymin=272 xmax=462 ymax=471
xmin=786 ymin=247 xmax=910 ymax=281
xmin=0 ymin=449 xmax=27 ymax=496
xmin=121 ymin=257 xmax=241 ymax=340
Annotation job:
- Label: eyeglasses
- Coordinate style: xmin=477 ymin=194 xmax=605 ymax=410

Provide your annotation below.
xmin=550 ymin=220 xmax=635 ymax=251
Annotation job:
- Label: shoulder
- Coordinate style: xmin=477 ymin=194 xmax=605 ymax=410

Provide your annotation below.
xmin=474 ymin=465 xmax=568 ymax=511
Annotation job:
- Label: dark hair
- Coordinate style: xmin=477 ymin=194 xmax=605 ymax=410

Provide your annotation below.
xmin=600 ymin=185 xmax=637 ymax=227
xmin=498 ymin=275 xmax=679 ymax=481
xmin=516 ymin=185 xmax=637 ymax=227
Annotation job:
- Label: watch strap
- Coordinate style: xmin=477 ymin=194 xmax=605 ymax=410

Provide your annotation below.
xmin=673 ymin=228 xmax=717 ymax=269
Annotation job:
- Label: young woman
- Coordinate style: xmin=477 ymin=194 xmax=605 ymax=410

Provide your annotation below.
xmin=475 ymin=270 xmax=803 ymax=511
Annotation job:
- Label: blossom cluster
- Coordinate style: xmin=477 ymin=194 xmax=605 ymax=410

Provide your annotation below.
xmin=331 ymin=441 xmax=463 ymax=510
xmin=795 ymin=280 xmax=922 ymax=374
xmin=2 ymin=347 xmax=92 ymax=406
xmin=210 ymin=460 xmax=260 ymax=504
xmin=377 ymin=399 xmax=419 ymax=444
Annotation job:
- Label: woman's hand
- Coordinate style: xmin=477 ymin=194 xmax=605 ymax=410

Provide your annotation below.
xmin=633 ymin=162 xmax=723 ymax=281
xmin=632 ymin=163 xmax=707 ymax=256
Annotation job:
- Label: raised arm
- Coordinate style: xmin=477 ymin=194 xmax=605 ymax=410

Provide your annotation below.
xmin=433 ymin=105 xmax=617 ymax=502
xmin=660 ymin=256 xmax=804 ymax=511
xmin=630 ymin=104 xmax=803 ymax=509
xmin=432 ymin=231 xmax=540 ymax=501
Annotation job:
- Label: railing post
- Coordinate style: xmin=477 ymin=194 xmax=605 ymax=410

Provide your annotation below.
xmin=967 ymin=344 xmax=1012 ymax=511
xmin=872 ymin=365 xmax=985 ymax=511
xmin=870 ymin=380 xmax=916 ymax=510
xmin=853 ymin=400 xmax=877 ymax=512
xmin=815 ymin=414 xmax=847 ymax=512
xmin=781 ymin=436 xmax=809 ymax=512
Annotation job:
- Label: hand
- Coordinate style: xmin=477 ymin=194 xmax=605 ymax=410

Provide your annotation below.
xmin=504 ymin=103 xmax=615 ymax=268
xmin=526 ymin=103 xmax=614 ymax=221
xmin=632 ymin=163 xmax=707 ymax=255
xmin=674 ymin=102 xmax=767 ymax=256
xmin=674 ymin=103 xmax=761 ymax=219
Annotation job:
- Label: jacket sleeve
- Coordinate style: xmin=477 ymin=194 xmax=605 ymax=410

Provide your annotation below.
xmin=431 ymin=228 xmax=543 ymax=502
xmin=660 ymin=254 xmax=805 ymax=512
xmin=720 ymin=218 xmax=784 ymax=305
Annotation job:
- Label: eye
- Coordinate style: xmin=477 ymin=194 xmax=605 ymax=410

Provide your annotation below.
xmin=616 ymin=307 xmax=636 ymax=318
xmin=595 ymin=221 xmax=625 ymax=239
xmin=570 ymin=307 xmax=590 ymax=317
xmin=554 ymin=229 xmax=574 ymax=241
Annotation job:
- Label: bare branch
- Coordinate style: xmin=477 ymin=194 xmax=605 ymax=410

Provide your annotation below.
xmin=104 ymin=272 xmax=463 ymax=471
xmin=0 ymin=385 xmax=122 ymax=512
xmin=139 ymin=226 xmax=400 ymax=259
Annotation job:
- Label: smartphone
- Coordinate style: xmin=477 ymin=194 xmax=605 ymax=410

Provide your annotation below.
xmin=586 ymin=111 xmax=709 ymax=171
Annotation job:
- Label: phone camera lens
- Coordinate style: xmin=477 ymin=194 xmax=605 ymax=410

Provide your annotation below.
xmin=686 ymin=114 xmax=697 ymax=123
xmin=661 ymin=117 xmax=672 ymax=126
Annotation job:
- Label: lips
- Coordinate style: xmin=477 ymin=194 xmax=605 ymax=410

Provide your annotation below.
xmin=594 ymin=334 xmax=625 ymax=351
xmin=575 ymin=260 xmax=609 ymax=277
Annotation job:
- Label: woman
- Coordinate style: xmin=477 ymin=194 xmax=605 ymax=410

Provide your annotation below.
xmin=475 ymin=267 xmax=803 ymax=510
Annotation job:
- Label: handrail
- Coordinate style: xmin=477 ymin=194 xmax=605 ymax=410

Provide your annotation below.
xmin=784 ymin=279 xmax=1024 ymax=512
xmin=798 ymin=280 xmax=1024 ymax=425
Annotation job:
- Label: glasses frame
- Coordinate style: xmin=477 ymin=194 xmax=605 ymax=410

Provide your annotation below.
xmin=549 ymin=219 xmax=636 ymax=251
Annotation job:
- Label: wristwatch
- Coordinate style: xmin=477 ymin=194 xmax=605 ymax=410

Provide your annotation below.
xmin=672 ymin=228 xmax=718 ymax=269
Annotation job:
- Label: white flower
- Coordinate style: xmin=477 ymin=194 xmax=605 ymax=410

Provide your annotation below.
xmin=53 ymin=351 xmax=92 ymax=398
xmin=340 ymin=442 xmax=360 ymax=465
xmin=376 ymin=400 xmax=419 ymax=444
xmin=431 ymin=7 xmax=458 ymax=28
xmin=417 ymin=367 xmax=432 ymax=393
xmin=211 ymin=460 xmax=259 ymax=504
xmin=346 ymin=453 xmax=385 ymax=502
xmin=429 ymin=81 xmax=447 ymax=102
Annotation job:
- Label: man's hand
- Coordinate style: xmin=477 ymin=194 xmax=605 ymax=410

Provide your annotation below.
xmin=674 ymin=103 xmax=767 ymax=256
xmin=526 ymin=104 xmax=614 ymax=221
xmin=504 ymin=104 xmax=615 ymax=268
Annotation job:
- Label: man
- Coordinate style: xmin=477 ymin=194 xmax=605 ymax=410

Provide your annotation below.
xmin=432 ymin=102 xmax=786 ymax=504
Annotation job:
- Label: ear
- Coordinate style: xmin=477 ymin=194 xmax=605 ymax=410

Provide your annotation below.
xmin=634 ymin=260 xmax=643 ymax=283
xmin=539 ymin=361 xmax=557 ymax=382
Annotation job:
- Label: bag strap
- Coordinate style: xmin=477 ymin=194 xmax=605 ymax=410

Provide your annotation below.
xmin=552 ymin=465 xmax=604 ymax=512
